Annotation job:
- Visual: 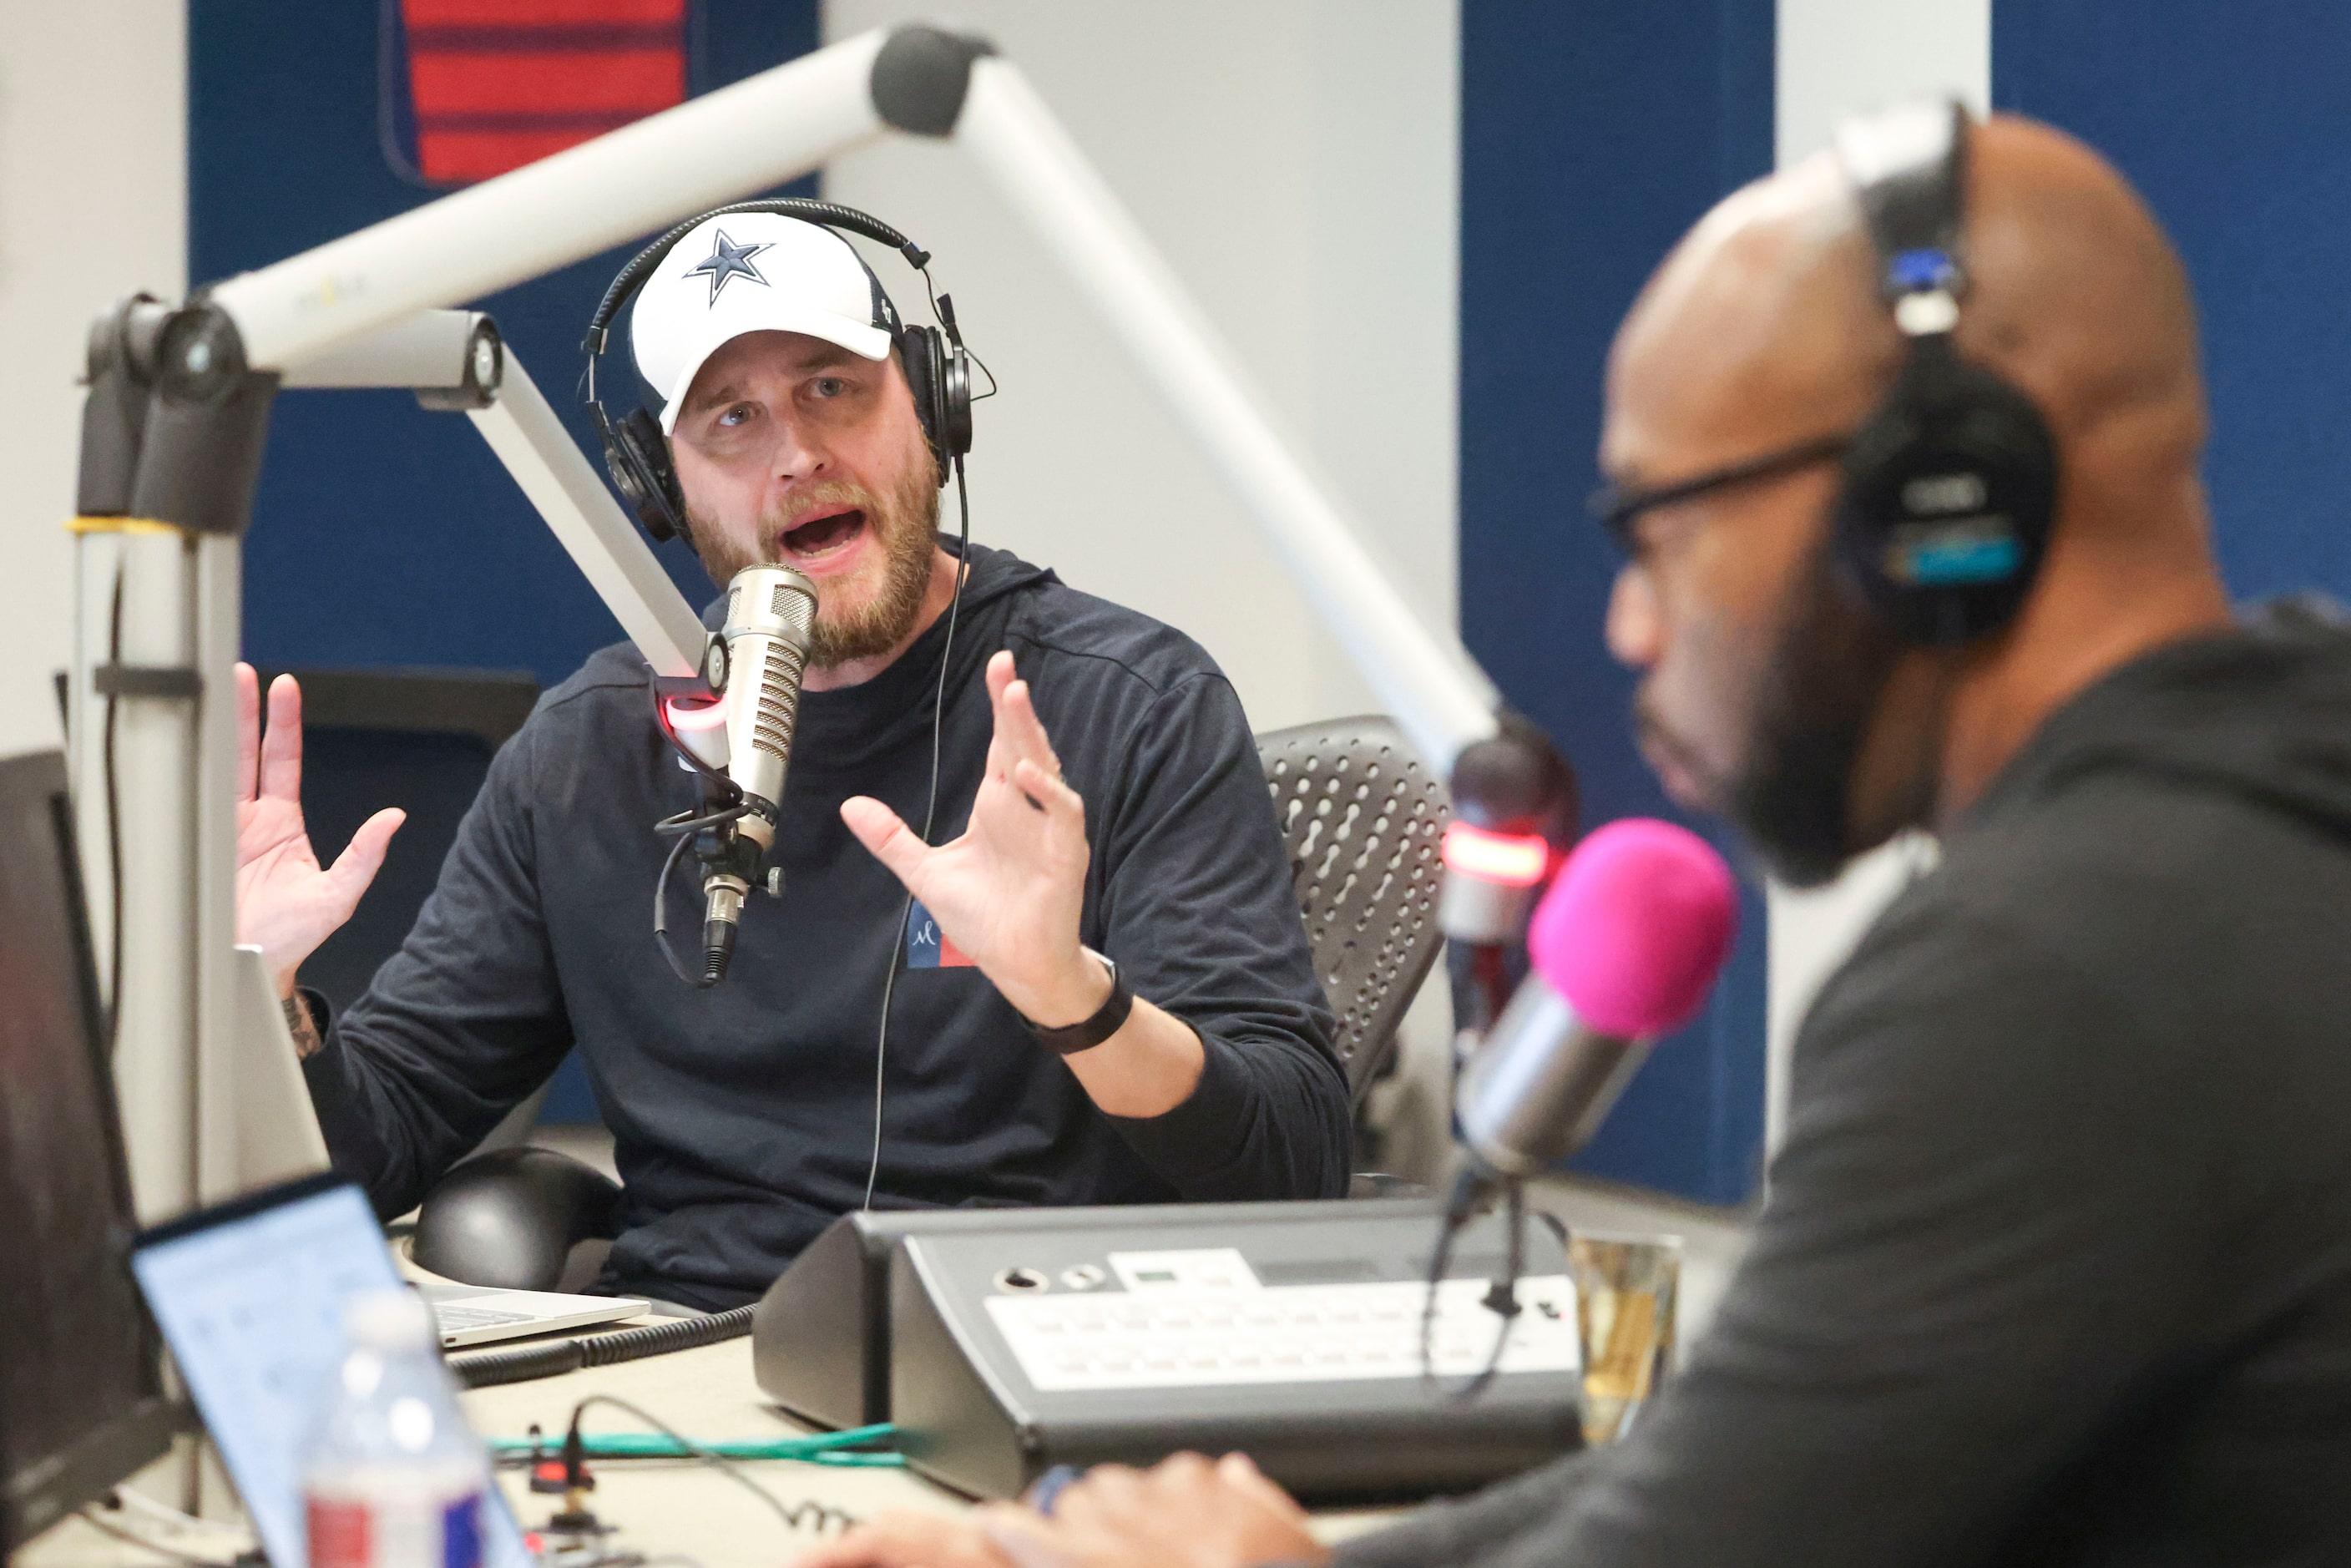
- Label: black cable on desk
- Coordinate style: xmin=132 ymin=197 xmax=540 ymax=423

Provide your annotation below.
xmin=447 ymin=1304 xmax=756 ymax=1390
xmin=560 ymin=1394 xmax=857 ymax=1537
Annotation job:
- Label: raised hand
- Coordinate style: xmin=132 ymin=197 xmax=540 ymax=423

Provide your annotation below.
xmin=234 ymin=664 xmax=405 ymax=999
xmin=841 ymin=650 xmax=1106 ymax=1028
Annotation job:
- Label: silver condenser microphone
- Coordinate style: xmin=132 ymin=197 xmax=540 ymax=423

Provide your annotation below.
xmin=700 ymin=564 xmax=817 ymax=982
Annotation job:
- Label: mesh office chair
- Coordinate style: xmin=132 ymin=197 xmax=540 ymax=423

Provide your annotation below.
xmin=1256 ymin=716 xmax=1452 ymax=1106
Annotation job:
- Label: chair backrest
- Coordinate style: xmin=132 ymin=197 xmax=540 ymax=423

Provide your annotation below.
xmin=1256 ymin=716 xmax=1451 ymax=1105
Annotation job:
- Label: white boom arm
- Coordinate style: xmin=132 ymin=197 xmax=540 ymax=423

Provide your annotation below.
xmin=953 ymin=60 xmax=1499 ymax=766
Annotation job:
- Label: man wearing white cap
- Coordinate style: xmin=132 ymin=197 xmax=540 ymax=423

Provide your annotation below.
xmin=625 ymin=210 xmax=950 ymax=654
xmin=230 ymin=209 xmax=1352 ymax=1309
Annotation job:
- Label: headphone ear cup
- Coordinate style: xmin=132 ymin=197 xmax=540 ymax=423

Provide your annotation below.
xmin=1833 ymin=356 xmax=2058 ymax=645
xmin=940 ymin=342 xmax=973 ymax=461
xmin=897 ymin=326 xmax=952 ymax=488
xmin=604 ymin=407 xmax=688 ymax=543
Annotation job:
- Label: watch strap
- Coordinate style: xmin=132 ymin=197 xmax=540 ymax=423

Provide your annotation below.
xmin=1023 ymin=951 xmax=1133 ymax=1056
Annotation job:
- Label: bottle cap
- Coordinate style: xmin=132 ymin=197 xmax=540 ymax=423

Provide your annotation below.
xmin=343 ymin=1288 xmax=434 ymax=1351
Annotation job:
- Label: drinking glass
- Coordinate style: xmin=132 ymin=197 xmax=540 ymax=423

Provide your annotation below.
xmin=1566 ymin=1229 xmax=1681 ymax=1445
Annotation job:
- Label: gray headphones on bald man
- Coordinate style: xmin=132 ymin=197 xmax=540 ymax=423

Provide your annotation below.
xmin=582 ymin=199 xmax=975 ymax=544
xmin=1831 ymin=99 xmax=2060 ymax=646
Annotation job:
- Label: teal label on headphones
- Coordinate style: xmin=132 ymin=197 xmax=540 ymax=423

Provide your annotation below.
xmin=1886 ymin=518 xmax=2022 ymax=586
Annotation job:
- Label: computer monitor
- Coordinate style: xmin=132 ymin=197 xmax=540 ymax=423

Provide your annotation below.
xmin=0 ymin=748 xmax=178 ymax=1550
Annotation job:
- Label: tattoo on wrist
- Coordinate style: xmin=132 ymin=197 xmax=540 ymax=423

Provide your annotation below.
xmin=282 ymin=992 xmax=322 ymax=1060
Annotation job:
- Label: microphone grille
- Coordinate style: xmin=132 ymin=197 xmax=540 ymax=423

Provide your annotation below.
xmin=771 ymin=579 xmax=817 ymax=633
xmin=723 ymin=565 xmax=817 ymax=645
xmin=1528 ymin=818 xmax=1738 ymax=1038
xmin=752 ymin=639 xmax=806 ymax=761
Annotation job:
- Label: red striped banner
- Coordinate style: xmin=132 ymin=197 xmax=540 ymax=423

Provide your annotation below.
xmin=401 ymin=0 xmax=686 ymax=185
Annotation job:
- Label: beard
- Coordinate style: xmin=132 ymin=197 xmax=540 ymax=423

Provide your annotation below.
xmin=686 ymin=458 xmax=942 ymax=670
xmin=1640 ymin=539 xmax=1912 ymax=889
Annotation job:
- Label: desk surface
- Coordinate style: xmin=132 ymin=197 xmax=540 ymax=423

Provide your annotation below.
xmin=468 ymin=1334 xmax=1399 ymax=1566
xmin=471 ymin=1336 xmax=961 ymax=1564
xmin=25 ymin=1330 xmax=1397 ymax=1568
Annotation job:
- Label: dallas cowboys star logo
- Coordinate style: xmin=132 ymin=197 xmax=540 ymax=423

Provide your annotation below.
xmin=683 ymin=228 xmax=771 ymax=305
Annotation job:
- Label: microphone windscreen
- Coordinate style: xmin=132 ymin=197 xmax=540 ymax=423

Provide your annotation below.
xmin=1527 ymin=818 xmax=1738 ymax=1038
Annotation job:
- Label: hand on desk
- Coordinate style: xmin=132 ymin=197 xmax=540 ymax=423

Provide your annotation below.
xmin=795 ymin=1452 xmax=1329 ymax=1568
xmin=233 ymin=664 xmax=406 ymax=1009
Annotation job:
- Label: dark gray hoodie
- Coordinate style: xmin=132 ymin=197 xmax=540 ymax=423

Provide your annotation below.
xmin=302 ymin=542 xmax=1351 ymax=1308
xmin=1341 ymin=601 xmax=2351 ymax=1565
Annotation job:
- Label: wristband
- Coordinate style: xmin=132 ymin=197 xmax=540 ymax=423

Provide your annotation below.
xmin=1021 ymin=951 xmax=1133 ymax=1056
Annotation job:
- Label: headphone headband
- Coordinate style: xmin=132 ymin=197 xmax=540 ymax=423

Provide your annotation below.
xmin=1836 ymin=99 xmax=1969 ymax=310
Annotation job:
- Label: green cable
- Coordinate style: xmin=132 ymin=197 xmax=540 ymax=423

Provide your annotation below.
xmin=491 ymin=1421 xmax=899 ymax=1465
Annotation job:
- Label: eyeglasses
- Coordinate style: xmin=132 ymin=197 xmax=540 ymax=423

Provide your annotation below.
xmin=1588 ymin=432 xmax=1853 ymax=553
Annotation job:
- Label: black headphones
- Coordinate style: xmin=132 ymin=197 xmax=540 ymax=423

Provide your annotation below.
xmin=582 ymin=198 xmax=974 ymax=544
xmin=1832 ymin=100 xmax=2059 ymax=645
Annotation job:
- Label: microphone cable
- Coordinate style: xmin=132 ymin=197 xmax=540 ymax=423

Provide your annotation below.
xmin=446 ymin=1303 xmax=756 ymax=1389
xmin=863 ymin=450 xmax=973 ymax=1211
xmin=94 ymin=561 xmax=127 ymax=1055
xmin=649 ymin=804 xmax=751 ymax=989
xmin=1418 ymin=1166 xmax=1525 ymax=1403
xmin=647 ymin=665 xmax=756 ymax=988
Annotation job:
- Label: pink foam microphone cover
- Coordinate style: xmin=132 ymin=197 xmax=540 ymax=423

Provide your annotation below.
xmin=1526 ymin=818 xmax=1739 ymax=1039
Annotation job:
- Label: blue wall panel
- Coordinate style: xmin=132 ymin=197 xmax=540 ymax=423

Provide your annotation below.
xmin=191 ymin=1 xmax=819 ymax=690
xmin=1461 ymin=0 xmax=1774 ymax=1204
xmin=1995 ymin=3 xmax=2351 ymax=606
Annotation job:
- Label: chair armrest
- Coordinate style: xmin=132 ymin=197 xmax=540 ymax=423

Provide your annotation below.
xmin=411 ymin=1146 xmax=621 ymax=1290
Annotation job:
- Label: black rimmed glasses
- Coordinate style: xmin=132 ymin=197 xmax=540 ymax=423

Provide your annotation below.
xmin=1589 ymin=432 xmax=1853 ymax=554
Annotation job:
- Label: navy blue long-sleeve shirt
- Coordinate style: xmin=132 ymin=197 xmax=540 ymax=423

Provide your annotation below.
xmin=302 ymin=543 xmax=1350 ymax=1308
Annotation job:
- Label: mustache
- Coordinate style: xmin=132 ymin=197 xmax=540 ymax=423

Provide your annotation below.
xmin=759 ymin=480 xmax=885 ymax=546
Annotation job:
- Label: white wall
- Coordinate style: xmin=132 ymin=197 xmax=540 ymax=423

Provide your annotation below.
xmin=822 ymin=0 xmax=1459 ymax=734
xmin=0 ymin=3 xmax=187 ymax=757
xmin=823 ymin=1 xmax=1463 ymax=1168
xmin=1777 ymin=0 xmax=1990 ymax=165
xmin=1764 ymin=0 xmax=1988 ymax=1157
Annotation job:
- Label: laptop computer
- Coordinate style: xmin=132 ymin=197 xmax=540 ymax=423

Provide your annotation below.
xmin=233 ymin=945 xmax=644 ymax=1347
xmin=129 ymin=1174 xmax=538 ymax=1568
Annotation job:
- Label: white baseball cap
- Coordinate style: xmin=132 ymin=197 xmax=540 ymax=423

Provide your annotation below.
xmin=630 ymin=212 xmax=898 ymax=433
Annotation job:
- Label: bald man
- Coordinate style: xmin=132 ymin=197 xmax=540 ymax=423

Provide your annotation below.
xmin=801 ymin=105 xmax=2351 ymax=1567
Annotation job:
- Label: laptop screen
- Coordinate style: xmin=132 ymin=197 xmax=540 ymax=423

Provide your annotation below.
xmin=131 ymin=1176 xmax=533 ymax=1568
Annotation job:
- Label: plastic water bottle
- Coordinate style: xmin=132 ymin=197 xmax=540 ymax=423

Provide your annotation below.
xmin=304 ymin=1290 xmax=489 ymax=1568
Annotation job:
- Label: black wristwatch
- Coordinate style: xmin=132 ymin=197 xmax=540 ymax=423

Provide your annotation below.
xmin=1021 ymin=949 xmax=1134 ymax=1056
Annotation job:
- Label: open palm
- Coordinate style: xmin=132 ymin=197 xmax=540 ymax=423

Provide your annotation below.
xmin=234 ymin=664 xmax=405 ymax=999
xmin=841 ymin=650 xmax=1096 ymax=1024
